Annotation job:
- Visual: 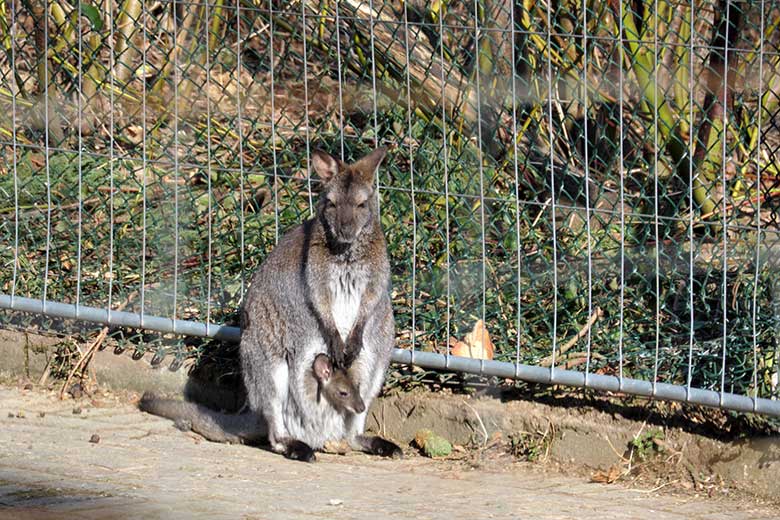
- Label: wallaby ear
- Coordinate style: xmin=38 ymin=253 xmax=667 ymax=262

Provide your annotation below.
xmin=312 ymin=354 xmax=332 ymax=383
xmin=311 ymin=150 xmax=340 ymax=182
xmin=353 ymin=146 xmax=388 ymax=180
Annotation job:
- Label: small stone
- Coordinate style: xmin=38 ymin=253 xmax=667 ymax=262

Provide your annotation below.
xmin=89 ymin=434 xmax=100 ymax=444
xmin=72 ymin=407 xmax=82 ymax=415
xmin=328 ymin=499 xmax=343 ymax=506
xmin=7 ymin=412 xmax=14 ymax=418
xmin=38 ymin=411 xmax=46 ymax=418
xmin=23 ymin=383 xmax=33 ymax=390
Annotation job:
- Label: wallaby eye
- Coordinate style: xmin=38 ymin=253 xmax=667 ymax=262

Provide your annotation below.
xmin=357 ymin=201 xmax=366 ymax=209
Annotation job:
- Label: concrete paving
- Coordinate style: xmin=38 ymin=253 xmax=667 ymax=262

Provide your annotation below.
xmin=0 ymin=386 xmax=775 ymax=520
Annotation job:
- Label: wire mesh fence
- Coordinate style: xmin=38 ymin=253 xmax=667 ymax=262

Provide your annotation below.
xmin=1 ymin=0 xmax=779 ymax=415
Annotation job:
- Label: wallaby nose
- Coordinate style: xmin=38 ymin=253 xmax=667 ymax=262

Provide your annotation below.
xmin=354 ymin=399 xmax=366 ymax=414
xmin=336 ymin=210 xmax=358 ymax=242
xmin=337 ymin=222 xmax=357 ymax=242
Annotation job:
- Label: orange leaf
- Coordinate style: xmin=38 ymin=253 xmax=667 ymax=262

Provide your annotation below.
xmin=449 ymin=319 xmax=494 ymax=360
xmin=590 ymin=465 xmax=622 ymax=484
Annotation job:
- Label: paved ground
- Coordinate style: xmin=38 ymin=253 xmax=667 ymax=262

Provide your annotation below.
xmin=0 ymin=386 xmax=776 ymax=520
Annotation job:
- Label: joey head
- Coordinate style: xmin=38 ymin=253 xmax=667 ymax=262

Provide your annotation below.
xmin=312 ymin=353 xmax=365 ymax=415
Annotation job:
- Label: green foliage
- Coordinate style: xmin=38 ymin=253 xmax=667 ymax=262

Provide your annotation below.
xmin=509 ymin=430 xmax=553 ymax=462
xmin=630 ymin=429 xmax=665 ymax=461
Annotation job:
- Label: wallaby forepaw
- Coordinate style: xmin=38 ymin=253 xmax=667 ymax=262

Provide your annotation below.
xmin=284 ymin=440 xmax=317 ymax=462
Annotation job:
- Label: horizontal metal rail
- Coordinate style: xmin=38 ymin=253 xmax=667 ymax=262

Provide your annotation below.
xmin=2 ymin=293 xmax=778 ymax=417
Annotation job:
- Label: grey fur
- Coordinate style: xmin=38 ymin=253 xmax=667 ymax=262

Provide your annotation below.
xmin=139 ymin=392 xmax=265 ymax=444
xmin=140 ymin=147 xmax=401 ymax=462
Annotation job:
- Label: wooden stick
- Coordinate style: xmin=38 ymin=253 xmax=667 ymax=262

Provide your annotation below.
xmin=59 ymin=327 xmax=108 ymax=399
xmin=540 ymin=306 xmax=603 ymax=367
xmin=58 ymin=291 xmax=138 ymax=399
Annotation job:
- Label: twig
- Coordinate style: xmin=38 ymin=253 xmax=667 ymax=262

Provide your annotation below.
xmin=97 ymin=186 xmax=141 ymax=194
xmin=58 ymin=291 xmax=138 ymax=399
xmin=625 ymin=419 xmax=649 ymax=474
xmin=629 ymin=479 xmax=680 ymax=493
xmin=542 ymin=419 xmax=554 ymax=462
xmin=59 ymin=327 xmax=108 ymax=399
xmin=381 ymin=401 xmax=387 ymax=438
xmin=633 ymin=419 xmax=648 ymax=443
xmin=558 ymin=352 xmax=606 ymax=370
xmin=682 ymin=459 xmax=703 ymax=488
xmin=37 ymin=358 xmax=51 ymax=386
xmin=462 ymin=399 xmax=489 ymax=447
xmin=540 ymin=306 xmax=603 ymax=367
xmin=604 ymin=435 xmax=629 ymax=463
xmin=0 ymin=197 xmax=102 ymax=216
xmin=531 ymin=198 xmax=551 ymax=228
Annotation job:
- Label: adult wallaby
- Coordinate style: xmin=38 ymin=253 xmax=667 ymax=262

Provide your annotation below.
xmin=140 ymin=147 xmax=401 ymax=462
xmin=139 ymin=354 xmax=364 ymax=446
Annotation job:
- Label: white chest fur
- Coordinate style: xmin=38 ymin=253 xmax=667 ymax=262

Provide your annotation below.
xmin=329 ymin=266 xmax=366 ymax=341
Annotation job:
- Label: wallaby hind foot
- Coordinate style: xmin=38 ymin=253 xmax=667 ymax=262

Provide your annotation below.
xmin=353 ymin=434 xmax=403 ymax=458
xmin=279 ymin=439 xmax=317 ymax=462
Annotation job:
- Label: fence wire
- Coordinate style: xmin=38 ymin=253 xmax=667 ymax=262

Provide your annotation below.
xmin=1 ymin=0 xmax=779 ymax=415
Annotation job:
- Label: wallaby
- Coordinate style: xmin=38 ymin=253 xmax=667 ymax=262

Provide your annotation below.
xmin=140 ymin=147 xmax=401 ymax=462
xmin=139 ymin=354 xmax=363 ymax=446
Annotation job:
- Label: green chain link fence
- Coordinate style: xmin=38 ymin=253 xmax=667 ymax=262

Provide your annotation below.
xmin=1 ymin=0 xmax=779 ymax=403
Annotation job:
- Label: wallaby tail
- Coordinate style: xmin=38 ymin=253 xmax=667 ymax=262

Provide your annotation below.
xmin=139 ymin=392 xmax=266 ymax=445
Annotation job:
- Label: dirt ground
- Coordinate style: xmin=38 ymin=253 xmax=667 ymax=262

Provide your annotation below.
xmin=1 ymin=381 xmax=778 ymax=520
xmin=369 ymin=385 xmax=780 ymax=505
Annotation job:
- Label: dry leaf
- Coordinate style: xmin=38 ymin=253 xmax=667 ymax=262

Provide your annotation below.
xmin=29 ymin=154 xmax=45 ymax=168
xmin=126 ymin=125 xmax=144 ymax=145
xmin=590 ymin=464 xmax=623 ymax=484
xmin=322 ymin=440 xmax=350 ymax=454
xmin=59 ymin=253 xmax=74 ymax=271
xmin=449 ymin=319 xmax=494 ymax=360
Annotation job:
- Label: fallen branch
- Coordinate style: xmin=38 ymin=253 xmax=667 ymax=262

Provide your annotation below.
xmin=268 ymin=0 xmax=479 ymax=130
xmin=540 ymin=306 xmax=604 ymax=367
xmin=58 ymin=291 xmax=138 ymax=399
xmin=59 ymin=327 xmax=108 ymax=399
